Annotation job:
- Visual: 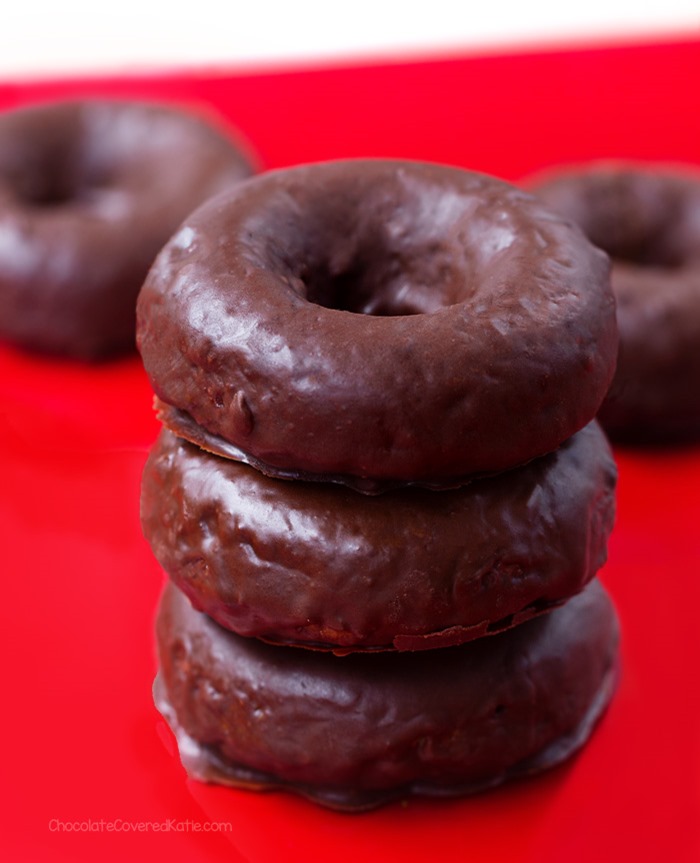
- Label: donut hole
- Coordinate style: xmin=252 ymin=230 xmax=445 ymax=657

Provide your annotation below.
xmin=295 ymin=232 xmax=471 ymax=317
xmin=4 ymin=135 xmax=117 ymax=209
xmin=261 ymin=174 xmax=488 ymax=317
xmin=11 ymin=163 xmax=115 ymax=209
xmin=576 ymin=209 xmax=683 ymax=268
xmin=554 ymin=179 xmax=688 ymax=270
xmin=20 ymin=177 xmax=78 ymax=207
xmin=605 ymin=239 xmax=684 ymax=270
xmin=302 ymin=257 xmax=439 ymax=317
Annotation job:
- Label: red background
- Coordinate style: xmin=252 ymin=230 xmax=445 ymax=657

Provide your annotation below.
xmin=1 ymin=36 xmax=699 ymax=863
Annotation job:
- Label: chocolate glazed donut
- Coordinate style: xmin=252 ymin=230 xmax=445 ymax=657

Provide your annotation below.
xmin=154 ymin=580 xmax=620 ymax=811
xmin=532 ymin=163 xmax=700 ymax=442
xmin=0 ymin=100 xmax=255 ymax=358
xmin=141 ymin=422 xmax=616 ymax=652
xmin=137 ymin=160 xmax=616 ymax=488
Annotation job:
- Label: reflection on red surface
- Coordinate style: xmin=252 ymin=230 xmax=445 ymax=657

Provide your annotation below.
xmin=1 ymin=36 xmax=700 ymax=863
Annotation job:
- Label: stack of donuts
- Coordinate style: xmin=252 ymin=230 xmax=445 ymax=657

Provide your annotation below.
xmin=138 ymin=159 xmax=621 ymax=811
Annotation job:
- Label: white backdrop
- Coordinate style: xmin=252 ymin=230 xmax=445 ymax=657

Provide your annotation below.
xmin=1 ymin=0 xmax=699 ymax=77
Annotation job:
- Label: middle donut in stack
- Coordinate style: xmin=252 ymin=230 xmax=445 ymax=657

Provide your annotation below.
xmin=138 ymin=160 xmax=620 ymax=809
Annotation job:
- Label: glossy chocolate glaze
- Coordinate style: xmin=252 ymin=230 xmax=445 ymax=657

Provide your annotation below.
xmin=142 ymin=423 xmax=616 ymax=651
xmin=154 ymin=580 xmax=619 ymax=811
xmin=137 ymin=159 xmax=616 ymax=482
xmin=533 ymin=163 xmax=700 ymax=441
xmin=0 ymin=100 xmax=255 ymax=358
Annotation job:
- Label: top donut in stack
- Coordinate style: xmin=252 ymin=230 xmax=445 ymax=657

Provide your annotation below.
xmin=138 ymin=159 xmax=618 ymax=654
xmin=139 ymin=159 xmax=616 ymax=490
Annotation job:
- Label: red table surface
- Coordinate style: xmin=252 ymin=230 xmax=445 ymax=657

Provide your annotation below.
xmin=1 ymin=36 xmax=699 ymax=863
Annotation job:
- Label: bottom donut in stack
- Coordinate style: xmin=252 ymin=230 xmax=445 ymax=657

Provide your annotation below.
xmin=143 ymin=421 xmax=620 ymax=811
xmin=154 ymin=580 xmax=618 ymax=812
